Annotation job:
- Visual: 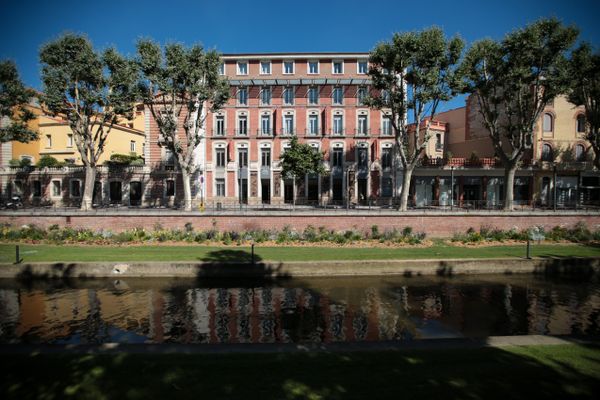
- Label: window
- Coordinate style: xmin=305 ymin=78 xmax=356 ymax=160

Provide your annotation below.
xmin=577 ymin=115 xmax=586 ymax=133
xmin=357 ymin=115 xmax=368 ymax=135
xmin=13 ymin=180 xmax=23 ymax=196
xmin=357 ymin=86 xmax=367 ymax=104
xmin=70 ymin=180 xmax=81 ymax=198
xmin=308 ymin=86 xmax=319 ymax=105
xmin=357 ymin=148 xmax=368 ymax=168
xmin=333 ymin=115 xmax=343 ymax=135
xmin=237 ymin=61 xmax=248 ymax=75
xmin=164 ymin=148 xmax=175 ymax=169
xmin=46 ymin=134 xmax=52 ymax=148
xmin=32 ymin=180 xmax=41 ymax=198
xmin=575 ymin=144 xmax=586 ymax=161
xmin=216 ymin=179 xmax=225 ymax=197
xmin=358 ymin=60 xmax=368 ymax=74
xmin=261 ymin=148 xmax=271 ymax=167
xmin=260 ymin=61 xmax=271 ymax=74
xmin=381 ymin=148 xmax=392 ymax=169
xmin=308 ymin=61 xmax=319 ymax=74
xmin=283 ymin=86 xmax=294 ymax=105
xmin=260 ymin=87 xmax=271 ymax=105
xmin=260 ymin=114 xmax=271 ymax=135
xmin=238 ymin=149 xmax=248 ymax=167
xmin=333 ymin=61 xmax=343 ymax=74
xmin=218 ymin=62 xmax=225 ymax=75
xmin=308 ymin=115 xmax=319 ymax=135
xmin=436 ymin=133 xmax=442 ymax=151
xmin=332 ymin=148 xmax=343 ymax=167
xmin=283 ymin=61 xmax=294 ymax=74
xmin=52 ymin=180 xmax=61 ymax=197
xmin=543 ymin=113 xmax=553 ymax=133
xmin=165 ymin=179 xmax=175 ymax=197
xmin=216 ymin=148 xmax=226 ymax=167
xmin=541 ymin=143 xmax=553 ymax=161
xmin=333 ymin=86 xmax=343 ymax=105
xmin=237 ymin=115 xmax=248 ymax=135
xmin=283 ymin=115 xmax=294 ymax=135
xmin=382 ymin=116 xmax=392 ymax=135
xmin=381 ymin=89 xmax=390 ymax=104
xmin=215 ymin=115 xmax=225 ymax=136
xmin=67 ymin=134 xmax=73 ymax=147
xmin=130 ymin=140 xmax=136 ymax=153
xmin=238 ymin=87 xmax=248 ymax=105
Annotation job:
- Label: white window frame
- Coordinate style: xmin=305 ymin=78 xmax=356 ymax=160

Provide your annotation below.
xmin=215 ymin=147 xmax=226 ymax=168
xmin=283 ymin=113 xmax=295 ymax=135
xmin=237 ymin=113 xmax=248 ymax=136
xmin=307 ymin=60 xmax=319 ymax=74
xmin=283 ymin=60 xmax=295 ymax=75
xmin=332 ymin=112 xmax=344 ymax=135
xmin=237 ymin=61 xmax=248 ymax=75
xmin=332 ymin=60 xmax=344 ymax=74
xmin=260 ymin=60 xmax=271 ymax=75
xmin=357 ymin=60 xmax=368 ymax=74
xmin=307 ymin=112 xmax=319 ymax=136
xmin=67 ymin=134 xmax=73 ymax=148
xmin=69 ymin=179 xmax=82 ymax=198
xmin=260 ymin=86 xmax=272 ymax=106
xmin=51 ymin=179 xmax=61 ymax=198
xmin=260 ymin=113 xmax=271 ymax=136
xmin=214 ymin=113 xmax=226 ymax=136
xmin=357 ymin=86 xmax=368 ymax=105
xmin=332 ymin=86 xmax=343 ymax=105
xmin=308 ymin=86 xmax=319 ymax=105
xmin=218 ymin=62 xmax=225 ymax=75
xmin=46 ymin=134 xmax=52 ymax=148
xmin=237 ymin=87 xmax=248 ymax=106
xmin=381 ymin=113 xmax=392 ymax=136
xmin=283 ymin=86 xmax=295 ymax=105
xmin=215 ymin=178 xmax=226 ymax=197
xmin=331 ymin=145 xmax=344 ymax=168
xmin=356 ymin=112 xmax=369 ymax=135
xmin=130 ymin=140 xmax=136 ymax=153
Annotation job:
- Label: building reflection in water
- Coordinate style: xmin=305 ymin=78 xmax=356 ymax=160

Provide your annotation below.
xmin=1 ymin=276 xmax=599 ymax=345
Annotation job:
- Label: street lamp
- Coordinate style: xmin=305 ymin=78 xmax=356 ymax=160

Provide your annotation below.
xmin=450 ymin=165 xmax=455 ymax=211
xmin=553 ymin=164 xmax=557 ymax=212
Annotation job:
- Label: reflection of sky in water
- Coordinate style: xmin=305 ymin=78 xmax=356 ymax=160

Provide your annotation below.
xmin=0 ymin=275 xmax=599 ymax=345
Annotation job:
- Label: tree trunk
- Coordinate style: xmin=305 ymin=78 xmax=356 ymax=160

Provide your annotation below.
xmin=503 ymin=164 xmax=517 ymax=211
xmin=181 ymin=169 xmax=193 ymax=211
xmin=399 ymin=166 xmax=414 ymax=211
xmin=81 ymin=165 xmax=96 ymax=211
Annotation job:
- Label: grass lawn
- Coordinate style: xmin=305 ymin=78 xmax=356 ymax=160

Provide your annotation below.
xmin=1 ymin=344 xmax=599 ymax=399
xmin=0 ymin=242 xmax=599 ymax=263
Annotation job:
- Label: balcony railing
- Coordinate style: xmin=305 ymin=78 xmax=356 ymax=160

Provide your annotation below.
xmin=379 ymin=129 xmax=393 ymax=136
xmin=256 ymin=129 xmax=274 ymax=136
xmin=279 ymin=129 xmax=296 ymax=136
xmin=354 ymin=129 xmax=371 ymax=136
xmin=235 ymin=129 xmax=249 ymax=136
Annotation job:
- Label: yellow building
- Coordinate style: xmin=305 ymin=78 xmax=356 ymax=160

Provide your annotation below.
xmin=1 ymin=103 xmax=146 ymax=166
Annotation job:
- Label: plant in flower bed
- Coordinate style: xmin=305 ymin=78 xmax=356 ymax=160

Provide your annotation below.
xmin=451 ymin=222 xmax=600 ymax=244
xmin=0 ymin=223 xmax=426 ymax=246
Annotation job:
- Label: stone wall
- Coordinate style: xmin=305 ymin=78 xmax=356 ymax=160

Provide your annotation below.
xmin=1 ymin=211 xmax=598 ymax=238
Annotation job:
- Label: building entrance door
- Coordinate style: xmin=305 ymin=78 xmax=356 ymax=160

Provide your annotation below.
xmin=261 ymin=179 xmax=270 ymax=204
xmin=357 ymin=178 xmax=368 ymax=205
xmin=129 ymin=181 xmax=142 ymax=206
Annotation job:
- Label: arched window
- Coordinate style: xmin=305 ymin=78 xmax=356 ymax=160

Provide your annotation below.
xmin=541 ymin=143 xmax=553 ymax=162
xmin=543 ymin=113 xmax=554 ymax=133
xmin=575 ymin=144 xmax=586 ymax=161
xmin=577 ymin=115 xmax=586 ymax=133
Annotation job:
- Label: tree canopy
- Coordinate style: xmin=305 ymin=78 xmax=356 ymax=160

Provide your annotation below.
xmin=568 ymin=43 xmax=600 ymax=169
xmin=0 ymin=60 xmax=37 ymax=143
xmin=280 ymin=136 xmax=325 ymax=179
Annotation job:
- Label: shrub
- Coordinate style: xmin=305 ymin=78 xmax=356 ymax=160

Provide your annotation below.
xmin=371 ymin=225 xmax=380 ymax=239
xmin=37 ymin=155 xmax=62 ymax=168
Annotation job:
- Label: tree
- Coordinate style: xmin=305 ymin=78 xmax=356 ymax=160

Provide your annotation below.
xmin=568 ymin=43 xmax=600 ymax=170
xmin=136 ymin=40 xmax=229 ymax=211
xmin=365 ymin=28 xmax=464 ymax=211
xmin=0 ymin=60 xmax=37 ymax=143
xmin=280 ymin=136 xmax=325 ymax=206
xmin=40 ymin=34 xmax=138 ymax=209
xmin=460 ymin=18 xmax=578 ymax=210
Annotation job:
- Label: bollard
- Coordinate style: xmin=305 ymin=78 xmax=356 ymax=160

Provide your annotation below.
xmin=15 ymin=245 xmax=21 ymax=264
xmin=526 ymin=238 xmax=531 ymax=260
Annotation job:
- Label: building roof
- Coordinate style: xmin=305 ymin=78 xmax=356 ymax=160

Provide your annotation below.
xmin=221 ymin=52 xmax=369 ymax=60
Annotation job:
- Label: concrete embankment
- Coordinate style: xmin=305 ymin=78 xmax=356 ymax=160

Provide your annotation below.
xmin=1 ymin=257 xmax=599 ymax=279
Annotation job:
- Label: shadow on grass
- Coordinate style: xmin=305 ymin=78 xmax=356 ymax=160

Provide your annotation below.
xmin=1 ymin=343 xmax=599 ymax=400
xmin=195 ymin=249 xmax=291 ymax=282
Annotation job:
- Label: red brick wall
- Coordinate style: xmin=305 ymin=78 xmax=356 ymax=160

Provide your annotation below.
xmin=1 ymin=213 xmax=597 ymax=238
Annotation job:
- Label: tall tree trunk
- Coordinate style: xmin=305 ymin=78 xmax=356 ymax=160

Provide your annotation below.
xmin=181 ymin=169 xmax=193 ymax=211
xmin=81 ymin=165 xmax=96 ymax=210
xmin=503 ymin=163 xmax=517 ymax=211
xmin=399 ymin=166 xmax=414 ymax=211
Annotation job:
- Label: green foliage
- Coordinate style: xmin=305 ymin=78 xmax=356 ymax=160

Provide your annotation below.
xmin=279 ymin=136 xmax=325 ymax=180
xmin=8 ymin=158 xmax=30 ymax=168
xmin=36 ymin=155 xmax=62 ymax=168
xmin=451 ymin=223 xmax=600 ymax=244
xmin=0 ymin=60 xmax=37 ymax=143
xmin=459 ymin=18 xmax=578 ymax=208
xmin=105 ymin=153 xmax=144 ymax=166
xmin=568 ymin=43 xmax=600 ymax=169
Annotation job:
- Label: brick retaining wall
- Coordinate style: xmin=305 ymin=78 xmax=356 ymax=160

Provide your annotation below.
xmin=1 ymin=211 xmax=598 ymax=237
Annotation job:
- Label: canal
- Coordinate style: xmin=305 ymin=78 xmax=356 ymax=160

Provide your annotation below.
xmin=0 ymin=274 xmax=599 ymax=344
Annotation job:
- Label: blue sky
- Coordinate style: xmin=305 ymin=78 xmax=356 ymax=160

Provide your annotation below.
xmin=1 ymin=0 xmax=599 ymax=111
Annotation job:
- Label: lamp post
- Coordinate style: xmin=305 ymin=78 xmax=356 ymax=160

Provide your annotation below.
xmin=239 ymin=163 xmax=243 ymax=211
xmin=450 ymin=165 xmax=455 ymax=211
xmin=553 ymin=164 xmax=557 ymax=212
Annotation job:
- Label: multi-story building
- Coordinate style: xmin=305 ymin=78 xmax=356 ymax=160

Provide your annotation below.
xmin=146 ymin=52 xmax=446 ymax=207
